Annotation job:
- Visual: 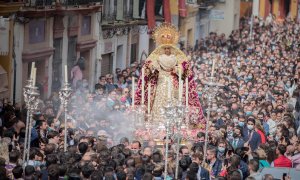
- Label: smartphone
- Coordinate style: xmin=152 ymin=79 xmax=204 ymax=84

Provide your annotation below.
xmin=282 ymin=173 xmax=287 ymax=180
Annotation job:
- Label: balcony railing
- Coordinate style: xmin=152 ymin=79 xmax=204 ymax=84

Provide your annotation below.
xmin=197 ymin=0 xmax=218 ymax=8
xmin=24 ymin=0 xmax=103 ymax=7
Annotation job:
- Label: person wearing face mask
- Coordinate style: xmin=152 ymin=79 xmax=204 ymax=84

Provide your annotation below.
xmin=229 ymin=127 xmax=245 ymax=150
xmin=242 ymin=118 xmax=261 ymax=151
xmin=217 ymin=140 xmax=227 ymax=161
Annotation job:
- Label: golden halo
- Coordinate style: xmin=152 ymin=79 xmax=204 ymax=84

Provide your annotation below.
xmin=152 ymin=23 xmax=179 ymax=46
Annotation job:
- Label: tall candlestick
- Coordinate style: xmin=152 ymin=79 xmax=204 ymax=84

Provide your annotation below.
xmin=147 ymin=83 xmax=151 ymax=114
xmin=141 ymin=68 xmax=145 ymax=105
xmin=30 ymin=62 xmax=35 ymax=80
xmin=132 ymin=77 xmax=135 ymax=108
xmin=168 ymin=77 xmax=171 ymax=99
xmin=64 ymin=65 xmax=68 ymax=84
xmin=185 ymin=77 xmax=188 ymax=107
xmin=211 ymin=59 xmax=215 ymax=77
xmin=178 ymin=67 xmax=182 ymax=102
xmin=32 ymin=68 xmax=37 ymax=86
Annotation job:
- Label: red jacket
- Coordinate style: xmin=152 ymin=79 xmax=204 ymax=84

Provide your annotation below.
xmin=274 ymin=155 xmax=292 ymax=168
xmin=257 ymin=129 xmax=266 ymax=144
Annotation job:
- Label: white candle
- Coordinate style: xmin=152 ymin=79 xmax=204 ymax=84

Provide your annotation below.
xmin=178 ymin=67 xmax=182 ymax=102
xmin=168 ymin=77 xmax=171 ymax=99
xmin=211 ymin=59 xmax=215 ymax=77
xmin=141 ymin=68 xmax=145 ymax=105
xmin=32 ymin=67 xmax=37 ymax=86
xmin=64 ymin=65 xmax=68 ymax=84
xmin=185 ymin=77 xmax=188 ymax=107
xmin=30 ymin=62 xmax=35 ymax=80
xmin=148 ymin=83 xmax=151 ymax=114
xmin=132 ymin=77 xmax=135 ymax=108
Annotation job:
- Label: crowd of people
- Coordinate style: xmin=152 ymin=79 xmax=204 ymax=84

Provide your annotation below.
xmin=1 ymin=16 xmax=300 ymax=179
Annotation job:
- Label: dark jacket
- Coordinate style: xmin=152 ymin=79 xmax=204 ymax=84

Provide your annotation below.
xmin=242 ymin=128 xmax=261 ymax=150
xmin=210 ymin=159 xmax=222 ymax=178
xmin=198 ymin=166 xmax=210 ymax=180
xmin=229 ymin=137 xmax=245 ymax=150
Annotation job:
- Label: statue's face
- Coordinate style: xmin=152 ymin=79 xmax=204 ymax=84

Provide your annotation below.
xmin=164 ymin=47 xmax=171 ymax=56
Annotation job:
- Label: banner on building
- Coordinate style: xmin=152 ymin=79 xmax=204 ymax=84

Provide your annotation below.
xmin=163 ymin=0 xmax=171 ymax=23
xmin=210 ymin=10 xmax=225 ymax=20
xmin=0 ymin=17 xmax=9 ymax=56
xmin=147 ymin=0 xmax=156 ymax=31
xmin=179 ymin=0 xmax=187 ymax=17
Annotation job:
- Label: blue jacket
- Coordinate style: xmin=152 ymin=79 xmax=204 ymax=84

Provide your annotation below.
xmin=242 ymin=128 xmax=261 ymax=151
xmin=197 ymin=166 xmax=210 ymax=180
xmin=210 ymin=159 xmax=222 ymax=177
xmin=229 ymin=137 xmax=245 ymax=150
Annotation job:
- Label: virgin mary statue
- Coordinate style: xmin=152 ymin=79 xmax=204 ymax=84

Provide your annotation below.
xmin=134 ymin=23 xmax=205 ymax=128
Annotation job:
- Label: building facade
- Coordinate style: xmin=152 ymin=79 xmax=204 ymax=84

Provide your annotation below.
xmin=2 ymin=0 xmax=102 ymax=103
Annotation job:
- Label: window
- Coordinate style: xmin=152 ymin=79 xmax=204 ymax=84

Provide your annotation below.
xmin=29 ymin=19 xmax=45 ymax=44
xmin=81 ymin=16 xmax=91 ymax=35
xmin=130 ymin=43 xmax=137 ymax=64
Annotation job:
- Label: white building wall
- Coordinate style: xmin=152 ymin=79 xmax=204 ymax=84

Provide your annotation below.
xmin=47 ymin=17 xmax=54 ymax=98
xmin=138 ymin=25 xmax=149 ymax=63
xmin=13 ymin=22 xmax=24 ymax=104
xmin=209 ymin=0 xmax=240 ymax=37
xmin=252 ymin=0 xmax=260 ymax=16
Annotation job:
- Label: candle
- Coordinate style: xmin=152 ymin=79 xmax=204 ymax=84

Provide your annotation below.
xmin=147 ymin=83 xmax=151 ymax=114
xmin=178 ymin=66 xmax=182 ymax=102
xmin=64 ymin=65 xmax=68 ymax=84
xmin=132 ymin=77 xmax=135 ymax=108
xmin=30 ymin=62 xmax=35 ymax=80
xmin=211 ymin=59 xmax=215 ymax=77
xmin=185 ymin=77 xmax=188 ymax=107
xmin=32 ymin=67 xmax=37 ymax=86
xmin=168 ymin=77 xmax=171 ymax=99
xmin=141 ymin=68 xmax=145 ymax=105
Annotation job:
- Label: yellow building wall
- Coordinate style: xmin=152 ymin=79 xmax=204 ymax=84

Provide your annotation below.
xmin=273 ymin=0 xmax=280 ymax=18
xmin=291 ymin=0 xmax=298 ymax=19
xmin=259 ymin=0 xmax=266 ymax=18
xmin=170 ymin=0 xmax=178 ymax=15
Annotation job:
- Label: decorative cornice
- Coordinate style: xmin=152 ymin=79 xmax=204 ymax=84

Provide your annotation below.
xmin=17 ymin=5 xmax=102 ymax=18
xmin=0 ymin=2 xmax=24 ymax=16
xmin=76 ymin=39 xmax=97 ymax=51
xmin=22 ymin=47 xmax=55 ymax=62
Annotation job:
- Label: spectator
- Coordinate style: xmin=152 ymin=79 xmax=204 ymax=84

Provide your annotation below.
xmin=272 ymin=144 xmax=292 ymax=167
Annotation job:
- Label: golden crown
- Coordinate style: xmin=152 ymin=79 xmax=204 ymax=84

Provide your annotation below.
xmin=152 ymin=23 xmax=179 ymax=46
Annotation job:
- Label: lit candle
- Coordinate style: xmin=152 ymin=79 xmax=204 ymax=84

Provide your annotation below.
xmin=211 ymin=59 xmax=215 ymax=77
xmin=141 ymin=68 xmax=145 ymax=105
xmin=178 ymin=66 xmax=182 ymax=102
xmin=185 ymin=77 xmax=188 ymax=107
xmin=64 ymin=65 xmax=68 ymax=84
xmin=32 ymin=67 xmax=37 ymax=86
xmin=168 ymin=77 xmax=171 ymax=99
xmin=132 ymin=77 xmax=135 ymax=108
xmin=30 ymin=62 xmax=35 ymax=80
xmin=148 ymin=83 xmax=151 ymax=114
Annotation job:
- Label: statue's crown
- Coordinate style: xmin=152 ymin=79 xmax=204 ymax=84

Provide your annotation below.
xmin=152 ymin=23 xmax=179 ymax=46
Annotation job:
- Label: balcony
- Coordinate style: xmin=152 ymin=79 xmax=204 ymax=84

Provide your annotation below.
xmin=0 ymin=1 xmax=24 ymax=16
xmin=197 ymin=0 xmax=218 ymax=9
xmin=23 ymin=0 xmax=103 ymax=8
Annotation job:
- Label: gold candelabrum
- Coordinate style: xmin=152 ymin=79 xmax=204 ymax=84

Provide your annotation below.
xmin=23 ymin=79 xmax=40 ymax=165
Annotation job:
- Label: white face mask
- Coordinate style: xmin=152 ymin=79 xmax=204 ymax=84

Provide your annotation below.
xmin=247 ymin=125 xmax=254 ymax=130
